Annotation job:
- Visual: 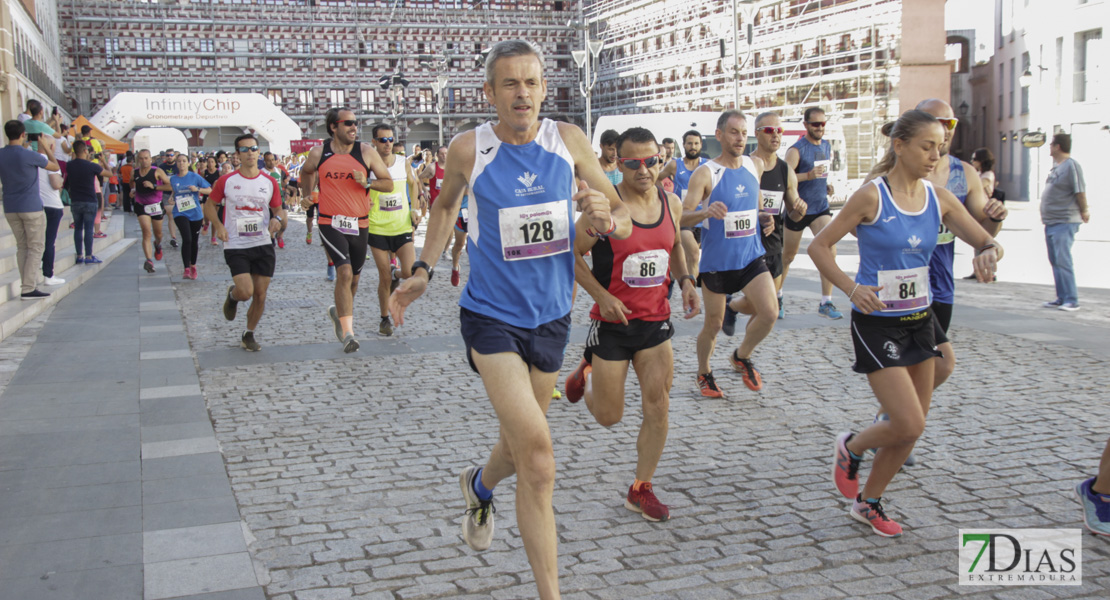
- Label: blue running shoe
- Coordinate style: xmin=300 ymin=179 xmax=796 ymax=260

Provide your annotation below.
xmin=722 ymin=294 xmax=738 ymax=336
xmin=1076 ymin=477 xmax=1110 ymax=537
xmin=819 ymin=301 xmax=843 ymax=320
xmin=778 ymin=296 xmax=784 ymax=320
xmin=326 ymin=265 xmax=336 ymax=281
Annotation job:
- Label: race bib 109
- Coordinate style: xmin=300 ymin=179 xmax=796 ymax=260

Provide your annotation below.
xmin=724 ymin=209 xmax=758 ymax=238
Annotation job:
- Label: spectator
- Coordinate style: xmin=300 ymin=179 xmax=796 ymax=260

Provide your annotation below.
xmin=971 ymin=147 xmax=997 ymax=200
xmin=1040 ymin=133 xmax=1088 ymax=312
xmin=22 ymin=99 xmax=60 ymax=152
xmin=64 ymin=140 xmax=112 ymax=265
xmin=53 ymin=122 xmax=73 ymax=178
xmin=119 ymin=151 xmax=135 ymax=212
xmin=38 ymin=141 xmax=66 ymax=286
xmin=17 ymin=99 xmax=33 ymax=122
xmin=0 ymin=120 xmax=59 ymax=299
xmin=599 ymin=128 xmax=622 ymax=185
xmin=78 ymin=125 xmax=103 ymax=162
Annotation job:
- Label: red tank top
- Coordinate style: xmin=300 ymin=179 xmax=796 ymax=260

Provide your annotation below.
xmin=589 ymin=187 xmax=675 ymax=323
xmin=317 ymin=140 xmax=370 ymax=226
xmin=429 ymin=163 xmax=445 ymax=206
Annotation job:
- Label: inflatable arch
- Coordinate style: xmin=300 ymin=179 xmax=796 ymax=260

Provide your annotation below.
xmin=89 ymin=92 xmax=302 ymax=155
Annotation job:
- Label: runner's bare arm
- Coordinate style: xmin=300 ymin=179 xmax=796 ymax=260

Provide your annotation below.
xmin=809 ymin=184 xmax=885 ymax=314
xmin=298 ymin=145 xmax=322 ymax=201
xmin=785 ymin=166 xmax=806 ymax=221
xmin=558 ymin=122 xmax=633 ymax=240
xmin=680 ymin=165 xmax=722 ymax=227
xmin=666 ymin=192 xmax=700 ymax=318
xmin=390 ymin=132 xmax=473 ymax=326
xmin=154 ymin=168 xmax=173 ymax=192
xmin=960 ymin=159 xmax=1006 ymax=236
xmin=406 ymin=163 xmax=425 ymax=212
xmin=656 ymin=159 xmax=676 ymax=182
xmin=573 ymin=231 xmax=631 ymax=325
xmin=937 ymin=186 xmax=1003 ymax=282
xmin=362 ymin=143 xmax=394 ymax=194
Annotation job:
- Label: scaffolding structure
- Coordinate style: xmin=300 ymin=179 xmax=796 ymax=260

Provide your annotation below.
xmin=58 ymin=0 xmax=581 ymax=148
xmin=584 ymin=0 xmax=906 ymax=179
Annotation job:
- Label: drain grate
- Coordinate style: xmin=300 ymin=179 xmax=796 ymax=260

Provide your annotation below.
xmin=265 ymin=298 xmax=321 ymax=310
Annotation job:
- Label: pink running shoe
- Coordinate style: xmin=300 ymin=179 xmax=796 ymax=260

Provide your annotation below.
xmin=833 ymin=432 xmax=862 ymax=499
xmin=851 ymin=496 xmax=903 ymax=537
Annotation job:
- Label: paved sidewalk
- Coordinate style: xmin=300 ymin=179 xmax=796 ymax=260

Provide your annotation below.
xmin=0 ymin=212 xmax=1107 ymax=599
xmin=0 ymin=215 xmax=264 ymax=600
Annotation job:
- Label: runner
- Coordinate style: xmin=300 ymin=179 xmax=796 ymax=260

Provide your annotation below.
xmin=783 ymin=107 xmax=843 ymax=319
xmin=367 ymin=123 xmax=422 ymax=337
xmin=297 ymin=107 xmax=393 ymax=353
xmin=658 ymin=130 xmax=709 ymax=283
xmin=388 ymin=39 xmax=631 ymax=600
xmin=1077 ymin=439 xmax=1110 ymax=536
xmin=158 ymin=151 xmax=180 ymax=249
xmin=658 ymin=136 xmax=675 ymax=194
xmin=131 ymin=149 xmax=173 ymax=273
xmin=808 ymin=109 xmax=1002 ymax=537
xmin=264 ymin=152 xmax=290 ymax=249
xmin=598 ymin=129 xmax=622 ymax=186
xmin=204 ymin=134 xmax=287 ymax=352
xmin=200 ymin=156 xmax=221 ymax=243
xmin=169 ymin=153 xmax=212 ymax=280
xmin=723 ymin=112 xmax=806 ymax=333
xmin=564 ymin=126 xmax=700 ymax=522
xmin=448 ymin=189 xmax=469 ymax=287
xmin=418 ymin=145 xmax=450 ymax=255
xmin=682 ymin=111 xmax=777 ymax=397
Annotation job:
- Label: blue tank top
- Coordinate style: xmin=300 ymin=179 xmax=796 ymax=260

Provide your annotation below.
xmin=461 ymin=119 xmax=576 ymax=328
xmin=791 ymin=137 xmax=831 ymax=214
xmin=853 ymin=178 xmax=941 ymax=318
xmin=673 ymin=157 xmax=708 ymax=206
xmin=698 ymin=157 xmax=766 ymax=273
xmin=929 ymin=155 xmax=968 ymax=304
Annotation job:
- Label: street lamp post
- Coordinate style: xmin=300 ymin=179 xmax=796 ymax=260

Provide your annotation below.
xmin=731 ymin=0 xmax=757 ymax=110
xmin=379 ymin=71 xmax=410 ymax=120
xmin=421 ymin=53 xmax=451 ymax=147
xmin=570 ymin=18 xmax=603 ymax=143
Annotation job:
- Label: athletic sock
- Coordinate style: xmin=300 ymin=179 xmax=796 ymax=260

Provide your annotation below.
xmin=822 ymin=295 xmax=833 ymax=304
xmin=777 ymin=291 xmax=784 ymax=299
xmin=244 ymin=329 xmax=253 ymax=336
xmin=339 ymin=316 xmax=353 ymax=336
xmin=472 ymin=467 xmax=494 ymax=501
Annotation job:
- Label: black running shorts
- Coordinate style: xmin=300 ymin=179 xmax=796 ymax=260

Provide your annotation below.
xmin=785 ymin=209 xmax=832 ymax=232
xmin=224 ymin=244 xmax=276 ymax=278
xmin=585 ymin=318 xmax=674 ymax=363
xmin=368 ymin=231 xmax=414 ymax=253
xmin=850 ymin=308 xmax=942 ymax=374
xmin=697 ymin=256 xmax=770 ymax=295
xmin=318 ymin=224 xmax=369 ymax=274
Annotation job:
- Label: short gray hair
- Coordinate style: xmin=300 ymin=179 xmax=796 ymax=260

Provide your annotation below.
xmin=485 ymin=40 xmax=545 ymax=84
xmin=754 ymin=111 xmax=780 ymax=128
xmin=716 ymin=110 xmax=746 ymax=132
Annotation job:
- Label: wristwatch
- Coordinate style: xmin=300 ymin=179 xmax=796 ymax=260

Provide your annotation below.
xmin=271 ymin=214 xmax=284 ymax=224
xmin=412 ymin=260 xmax=434 ymax=281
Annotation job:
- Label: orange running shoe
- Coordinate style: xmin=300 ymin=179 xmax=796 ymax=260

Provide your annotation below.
xmin=564 ymin=358 xmax=591 ymax=403
xmin=730 ymin=351 xmax=762 ymax=391
xmin=697 ymin=372 xmax=724 ymax=398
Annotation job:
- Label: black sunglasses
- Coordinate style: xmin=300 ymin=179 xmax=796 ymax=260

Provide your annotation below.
xmin=619 ymin=154 xmax=662 ymax=170
xmin=806 ymin=121 xmax=827 ymax=128
xmin=237 ymin=145 xmax=260 ymax=153
xmin=339 ymin=119 xmax=358 ymax=127
xmin=376 ymin=136 xmax=395 ymax=143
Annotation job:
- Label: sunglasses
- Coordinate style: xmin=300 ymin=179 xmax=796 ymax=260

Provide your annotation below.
xmin=936 ymin=117 xmax=959 ymax=131
xmin=806 ymin=121 xmax=827 ymax=128
xmin=757 ymin=126 xmax=784 ymax=135
xmin=619 ymin=154 xmax=662 ymax=170
xmin=376 ymin=136 xmax=395 ymax=143
xmin=339 ymin=119 xmax=358 ymax=127
xmin=237 ymin=145 xmax=260 ymax=153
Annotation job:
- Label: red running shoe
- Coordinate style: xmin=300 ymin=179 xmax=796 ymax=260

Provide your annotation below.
xmin=833 ymin=432 xmax=862 ymax=499
xmin=278 ymin=237 xmax=285 ymax=249
xmin=851 ymin=496 xmax=903 ymax=537
xmin=625 ymin=482 xmax=670 ymax=522
xmin=730 ymin=352 xmax=762 ymax=391
xmin=154 ymin=244 xmax=162 ymax=261
xmin=564 ymin=358 xmax=591 ymax=403
xmin=697 ymin=372 xmax=724 ymax=398
xmin=451 ymin=268 xmax=460 ymax=287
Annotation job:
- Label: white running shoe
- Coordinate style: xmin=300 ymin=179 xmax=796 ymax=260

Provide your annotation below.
xmin=459 ymin=466 xmax=495 ymax=551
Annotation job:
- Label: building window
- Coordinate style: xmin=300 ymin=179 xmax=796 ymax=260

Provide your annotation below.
xmin=265 ymin=40 xmax=281 ymax=53
xmin=167 ymin=39 xmax=182 ymax=53
xmin=266 ymin=58 xmax=282 ymax=68
xmin=267 ymin=89 xmax=283 ymax=105
xmin=167 ymin=57 xmax=183 ymax=67
xmin=298 ymin=89 xmax=313 ymax=107
xmin=1008 ymin=58 xmax=1015 ymax=117
xmin=105 ymin=38 xmax=120 ymax=66
xmin=200 ymin=57 xmax=215 ymax=68
xmin=199 ymin=39 xmax=214 ymax=53
xmin=1020 ymin=52 xmax=1030 ymax=114
xmin=234 ymin=40 xmax=249 ymax=68
xmin=327 ymin=41 xmax=343 ymax=53
xmin=360 ymin=89 xmax=375 ymax=110
xmin=328 ymin=58 xmax=345 ymax=68
xmin=329 ymin=89 xmax=344 ymax=106
xmin=137 ymin=38 xmax=151 ymax=52
xmin=1073 ymin=28 xmax=1102 ymax=103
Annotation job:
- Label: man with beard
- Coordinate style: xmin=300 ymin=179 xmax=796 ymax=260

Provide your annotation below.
xmin=659 ymin=130 xmax=709 ymax=282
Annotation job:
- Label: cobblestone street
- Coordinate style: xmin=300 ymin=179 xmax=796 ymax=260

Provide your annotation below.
xmin=171 ymin=214 xmax=1109 ymax=599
